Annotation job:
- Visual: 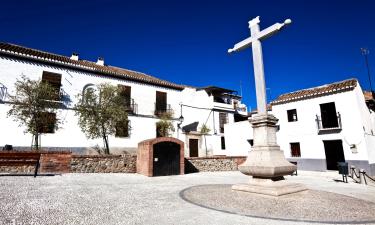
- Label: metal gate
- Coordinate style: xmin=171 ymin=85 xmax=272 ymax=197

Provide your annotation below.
xmin=153 ymin=142 xmax=180 ymax=176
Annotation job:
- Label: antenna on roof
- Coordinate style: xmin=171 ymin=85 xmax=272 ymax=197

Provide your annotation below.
xmin=361 ymin=48 xmax=373 ymax=94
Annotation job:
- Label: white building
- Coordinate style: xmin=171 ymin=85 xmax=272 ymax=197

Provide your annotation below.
xmin=225 ymin=79 xmax=375 ymax=175
xmin=0 ymin=42 xmax=247 ymax=156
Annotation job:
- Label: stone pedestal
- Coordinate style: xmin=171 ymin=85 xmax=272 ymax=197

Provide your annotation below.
xmin=232 ymin=114 xmax=307 ymax=196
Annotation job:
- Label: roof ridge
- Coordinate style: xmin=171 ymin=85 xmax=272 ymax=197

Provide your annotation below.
xmin=0 ymin=42 xmax=185 ymax=90
xmin=272 ymin=78 xmax=358 ymax=105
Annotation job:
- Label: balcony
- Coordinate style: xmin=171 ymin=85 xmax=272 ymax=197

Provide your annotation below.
xmin=0 ymin=82 xmax=7 ymax=102
xmin=126 ymin=98 xmax=138 ymax=115
xmin=154 ymin=103 xmax=173 ymax=117
xmin=316 ymin=112 xmax=342 ymax=134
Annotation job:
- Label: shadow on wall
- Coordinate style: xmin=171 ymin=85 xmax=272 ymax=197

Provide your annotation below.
xmin=185 ymin=159 xmax=199 ymax=174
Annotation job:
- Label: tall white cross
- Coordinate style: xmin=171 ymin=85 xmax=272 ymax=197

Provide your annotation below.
xmin=228 ymin=16 xmax=291 ymax=115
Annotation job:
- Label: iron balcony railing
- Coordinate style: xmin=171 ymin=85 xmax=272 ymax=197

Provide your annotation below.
xmin=0 ymin=82 xmax=7 ymax=102
xmin=316 ymin=112 xmax=342 ymax=134
xmin=154 ymin=103 xmax=173 ymax=116
xmin=126 ymin=98 xmax=138 ymax=115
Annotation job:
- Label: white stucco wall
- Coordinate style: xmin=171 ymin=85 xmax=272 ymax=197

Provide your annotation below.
xmin=0 ymin=56 xmax=242 ymax=156
xmin=224 ymin=83 xmax=375 ymax=173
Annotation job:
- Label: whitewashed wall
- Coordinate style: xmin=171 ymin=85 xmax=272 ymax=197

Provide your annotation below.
xmin=0 ymin=56 xmax=240 ymax=155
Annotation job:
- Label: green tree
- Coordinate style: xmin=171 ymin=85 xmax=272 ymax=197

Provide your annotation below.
xmin=7 ymin=75 xmax=62 ymax=150
xmin=156 ymin=112 xmax=175 ymax=137
xmin=200 ymin=124 xmax=211 ymax=155
xmin=75 ymin=83 xmax=128 ymax=154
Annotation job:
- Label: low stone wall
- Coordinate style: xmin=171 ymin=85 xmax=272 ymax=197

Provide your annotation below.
xmin=71 ymin=155 xmax=136 ymax=173
xmin=185 ymin=156 xmax=246 ymax=173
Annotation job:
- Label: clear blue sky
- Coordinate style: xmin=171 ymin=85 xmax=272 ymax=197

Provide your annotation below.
xmin=1 ymin=0 xmax=374 ymax=109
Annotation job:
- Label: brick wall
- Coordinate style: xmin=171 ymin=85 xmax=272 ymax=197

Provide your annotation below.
xmin=0 ymin=151 xmax=72 ymax=174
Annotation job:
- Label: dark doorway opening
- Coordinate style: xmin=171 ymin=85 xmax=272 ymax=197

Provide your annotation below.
xmin=320 ymin=102 xmax=338 ymax=128
xmin=189 ymin=139 xmax=199 ymax=157
xmin=323 ymin=140 xmax=345 ymax=170
xmin=153 ymin=142 xmax=180 ymax=176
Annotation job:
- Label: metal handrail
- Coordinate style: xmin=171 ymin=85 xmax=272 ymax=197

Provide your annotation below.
xmin=316 ymin=112 xmax=342 ymax=132
xmin=154 ymin=103 xmax=173 ymax=116
xmin=0 ymin=82 xmax=7 ymax=101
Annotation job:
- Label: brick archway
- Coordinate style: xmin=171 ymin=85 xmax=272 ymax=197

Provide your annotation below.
xmin=137 ymin=137 xmax=184 ymax=177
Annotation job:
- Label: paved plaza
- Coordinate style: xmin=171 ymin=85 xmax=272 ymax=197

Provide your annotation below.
xmin=1 ymin=171 xmax=375 ymax=225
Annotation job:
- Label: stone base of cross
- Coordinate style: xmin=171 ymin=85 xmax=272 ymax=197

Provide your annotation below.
xmin=229 ymin=17 xmax=306 ymax=196
xmin=232 ymin=114 xmax=307 ymax=196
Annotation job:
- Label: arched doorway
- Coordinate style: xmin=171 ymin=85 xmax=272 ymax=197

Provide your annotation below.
xmin=137 ymin=137 xmax=184 ymax=177
xmin=153 ymin=142 xmax=180 ymax=176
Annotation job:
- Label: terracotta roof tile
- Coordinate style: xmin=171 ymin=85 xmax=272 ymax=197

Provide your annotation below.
xmin=271 ymin=79 xmax=358 ymax=105
xmin=0 ymin=42 xmax=185 ymax=90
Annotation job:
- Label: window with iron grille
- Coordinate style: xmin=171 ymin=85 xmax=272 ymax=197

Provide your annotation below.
xmin=219 ymin=113 xmax=228 ymax=133
xmin=118 ymin=85 xmax=131 ymax=108
xmin=115 ymin=120 xmax=131 ymax=138
xmin=42 ymin=71 xmax=62 ymax=101
xmin=290 ymin=142 xmax=301 ymax=157
xmin=36 ymin=112 xmax=56 ymax=133
xmin=287 ymin=109 xmax=298 ymax=122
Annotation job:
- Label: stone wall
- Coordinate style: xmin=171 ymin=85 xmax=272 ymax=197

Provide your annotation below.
xmin=71 ymin=155 xmax=136 ymax=173
xmin=185 ymin=156 xmax=246 ymax=173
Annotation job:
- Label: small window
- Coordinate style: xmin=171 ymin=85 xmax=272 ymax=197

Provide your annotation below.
xmin=115 ymin=120 xmax=131 ymax=138
xmin=36 ymin=112 xmax=56 ymax=133
xmin=247 ymin=139 xmax=254 ymax=146
xmin=221 ymin=137 xmax=226 ymax=150
xmin=290 ymin=142 xmax=301 ymax=157
xmin=287 ymin=109 xmax=298 ymax=122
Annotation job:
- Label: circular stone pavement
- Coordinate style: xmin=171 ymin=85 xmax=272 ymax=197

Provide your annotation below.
xmin=180 ymin=184 xmax=375 ymax=224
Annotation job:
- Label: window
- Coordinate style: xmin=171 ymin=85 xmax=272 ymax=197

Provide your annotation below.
xmin=287 ymin=109 xmax=298 ymax=122
xmin=118 ymin=85 xmax=131 ymax=108
xmin=115 ymin=120 xmax=131 ymax=138
xmin=221 ymin=136 xmax=226 ymax=150
xmin=155 ymin=91 xmax=167 ymax=116
xmin=42 ymin=71 xmax=62 ymax=101
xmin=247 ymin=139 xmax=254 ymax=146
xmin=290 ymin=142 xmax=301 ymax=157
xmin=36 ymin=112 xmax=56 ymax=133
xmin=219 ymin=113 xmax=228 ymax=133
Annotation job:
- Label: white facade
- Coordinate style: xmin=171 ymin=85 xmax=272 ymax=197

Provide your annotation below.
xmin=0 ymin=43 xmax=247 ymax=156
xmin=224 ymin=79 xmax=375 ymax=175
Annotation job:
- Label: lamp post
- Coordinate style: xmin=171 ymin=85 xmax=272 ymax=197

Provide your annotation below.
xmin=177 ymin=104 xmax=184 ymax=138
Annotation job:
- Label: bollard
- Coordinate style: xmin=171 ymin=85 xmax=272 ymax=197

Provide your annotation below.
xmin=350 ymin=165 xmax=356 ymax=178
xmin=359 ymin=169 xmax=366 ymax=185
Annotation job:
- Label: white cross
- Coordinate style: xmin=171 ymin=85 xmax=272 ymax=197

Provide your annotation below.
xmin=228 ymin=16 xmax=291 ymax=115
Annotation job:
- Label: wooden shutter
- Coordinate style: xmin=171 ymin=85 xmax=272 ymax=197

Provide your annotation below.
xmin=156 ymin=91 xmax=167 ymax=112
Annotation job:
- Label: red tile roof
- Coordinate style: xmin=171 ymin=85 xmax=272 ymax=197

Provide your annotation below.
xmin=0 ymin=42 xmax=185 ymax=90
xmin=272 ymin=79 xmax=358 ymax=105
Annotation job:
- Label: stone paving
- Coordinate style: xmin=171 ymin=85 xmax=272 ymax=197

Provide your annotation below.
xmin=0 ymin=171 xmax=375 ymax=225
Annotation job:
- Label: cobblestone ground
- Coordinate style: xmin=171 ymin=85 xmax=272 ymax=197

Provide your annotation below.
xmin=1 ymin=171 xmax=375 ymax=225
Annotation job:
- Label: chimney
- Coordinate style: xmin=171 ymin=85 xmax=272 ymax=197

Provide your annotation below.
xmin=70 ymin=52 xmax=79 ymax=61
xmin=96 ymin=57 xmax=104 ymax=66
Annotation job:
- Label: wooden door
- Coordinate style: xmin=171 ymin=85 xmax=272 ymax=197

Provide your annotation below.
xmin=189 ymin=139 xmax=199 ymax=157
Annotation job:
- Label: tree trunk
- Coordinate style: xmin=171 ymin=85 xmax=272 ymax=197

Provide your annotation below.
xmin=103 ymin=135 xmax=110 ymax=154
xmin=34 ymin=133 xmax=39 ymax=151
